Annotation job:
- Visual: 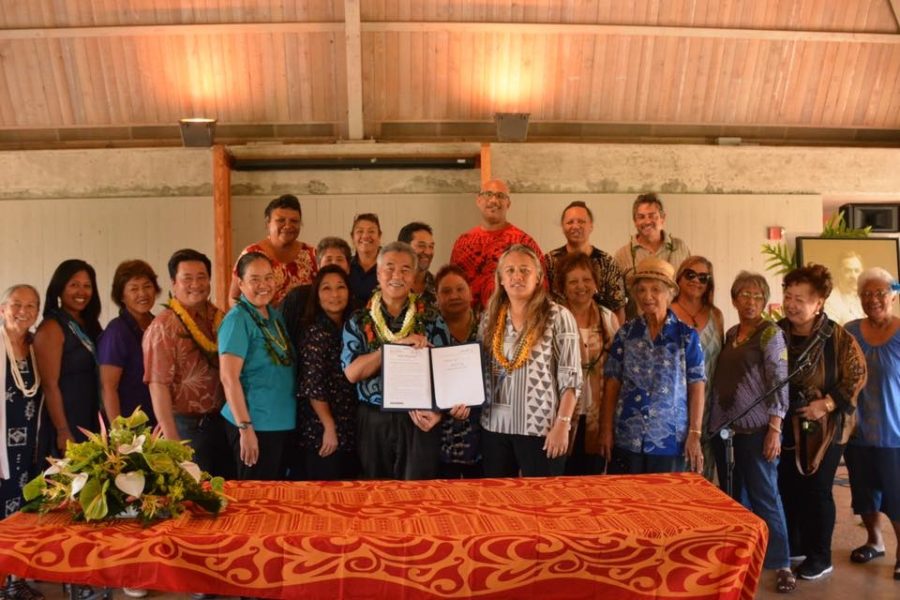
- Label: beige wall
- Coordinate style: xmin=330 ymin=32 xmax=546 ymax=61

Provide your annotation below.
xmin=0 ymin=196 xmax=214 ymax=324
xmin=2 ymin=142 xmax=897 ymax=328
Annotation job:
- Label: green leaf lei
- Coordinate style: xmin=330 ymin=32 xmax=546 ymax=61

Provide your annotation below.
xmin=237 ymin=299 xmax=294 ymax=366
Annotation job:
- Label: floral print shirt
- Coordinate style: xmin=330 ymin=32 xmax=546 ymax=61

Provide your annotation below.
xmin=604 ymin=309 xmax=706 ymax=456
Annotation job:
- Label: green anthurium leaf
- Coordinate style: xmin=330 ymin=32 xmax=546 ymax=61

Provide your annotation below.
xmin=79 ymin=478 xmax=110 ymax=521
xmin=121 ymin=408 xmax=149 ymax=430
xmin=22 ymin=474 xmax=47 ymax=501
xmin=143 ymin=452 xmax=177 ymax=475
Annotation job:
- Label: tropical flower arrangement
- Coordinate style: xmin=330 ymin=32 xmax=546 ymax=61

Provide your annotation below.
xmin=22 ymin=408 xmax=227 ymax=523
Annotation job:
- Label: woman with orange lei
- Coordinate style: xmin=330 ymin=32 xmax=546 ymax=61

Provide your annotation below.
xmin=479 ymin=245 xmax=582 ymax=477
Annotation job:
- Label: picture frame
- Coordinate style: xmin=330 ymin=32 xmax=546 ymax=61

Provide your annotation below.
xmin=795 ymin=236 xmax=900 ymax=324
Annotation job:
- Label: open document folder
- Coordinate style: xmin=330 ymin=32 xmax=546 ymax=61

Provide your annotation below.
xmin=382 ymin=342 xmax=486 ymax=410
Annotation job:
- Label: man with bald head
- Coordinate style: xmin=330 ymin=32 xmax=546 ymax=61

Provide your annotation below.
xmin=450 ymin=179 xmax=545 ymax=307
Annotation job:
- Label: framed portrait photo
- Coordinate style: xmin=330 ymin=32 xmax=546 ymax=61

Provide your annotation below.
xmin=795 ymin=236 xmax=900 ymax=324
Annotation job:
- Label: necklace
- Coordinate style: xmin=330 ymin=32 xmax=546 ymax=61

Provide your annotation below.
xmin=1 ymin=326 xmax=40 ymax=397
xmin=675 ymin=300 xmax=705 ymax=328
xmin=61 ymin=314 xmax=96 ymax=358
xmin=733 ymin=320 xmax=762 ymax=347
xmin=237 ymin=300 xmax=293 ymax=366
xmin=491 ymin=304 xmax=538 ymax=374
xmin=369 ymin=290 xmax=417 ymax=343
xmin=168 ymin=298 xmax=222 ymax=361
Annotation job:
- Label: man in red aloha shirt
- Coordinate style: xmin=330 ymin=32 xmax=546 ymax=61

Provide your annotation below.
xmin=450 ymin=179 xmax=546 ymax=308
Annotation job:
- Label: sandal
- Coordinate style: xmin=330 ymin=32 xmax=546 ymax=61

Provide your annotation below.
xmin=776 ymin=568 xmax=796 ymax=594
xmin=5 ymin=580 xmax=44 ymax=600
xmin=850 ymin=544 xmax=885 ymax=564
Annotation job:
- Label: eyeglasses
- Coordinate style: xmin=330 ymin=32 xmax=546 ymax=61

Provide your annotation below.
xmin=736 ymin=291 xmax=766 ymax=302
xmin=861 ymin=289 xmax=892 ymax=300
xmin=683 ymin=269 xmax=711 ymax=284
xmin=479 ymin=190 xmax=509 ymax=201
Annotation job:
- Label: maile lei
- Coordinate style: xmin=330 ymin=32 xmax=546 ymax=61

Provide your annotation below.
xmin=491 ymin=304 xmax=538 ymax=375
xmin=167 ymin=297 xmax=223 ymax=365
xmin=236 ymin=300 xmax=294 ymax=366
xmin=361 ymin=290 xmax=427 ymax=350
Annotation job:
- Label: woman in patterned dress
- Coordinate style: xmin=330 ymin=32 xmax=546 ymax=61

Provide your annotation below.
xmin=555 ymin=252 xmax=619 ymax=475
xmin=0 ymin=285 xmax=41 ymax=517
xmin=229 ymin=194 xmax=317 ymax=308
xmin=295 ymin=265 xmax=359 ymax=480
xmin=479 ymin=244 xmax=582 ymax=477
xmin=0 ymin=285 xmax=46 ymax=600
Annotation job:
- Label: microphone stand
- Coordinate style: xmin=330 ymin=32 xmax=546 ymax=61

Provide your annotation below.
xmin=717 ymin=323 xmax=825 ymax=498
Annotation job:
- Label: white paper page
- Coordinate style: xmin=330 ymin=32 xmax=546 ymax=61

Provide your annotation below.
xmin=382 ymin=344 xmax=434 ymax=410
xmin=430 ymin=344 xmax=486 ymax=409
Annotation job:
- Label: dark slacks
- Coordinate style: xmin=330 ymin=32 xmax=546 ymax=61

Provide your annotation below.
xmin=778 ymin=443 xmax=844 ymax=565
xmin=357 ymin=404 xmax=441 ymax=480
xmin=174 ymin=412 xmax=235 ymax=479
xmin=225 ymin=423 xmax=289 ymax=481
xmin=301 ymin=449 xmax=361 ymax=481
xmin=481 ymin=430 xmax=567 ymax=477
xmin=564 ymin=415 xmax=607 ymax=475
xmin=606 ymin=447 xmax=685 ymax=475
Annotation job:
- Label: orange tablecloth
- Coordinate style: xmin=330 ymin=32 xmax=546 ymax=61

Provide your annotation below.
xmin=0 ymin=474 xmax=766 ymax=599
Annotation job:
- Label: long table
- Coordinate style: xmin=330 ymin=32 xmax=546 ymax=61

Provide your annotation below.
xmin=0 ymin=474 xmax=766 ymax=599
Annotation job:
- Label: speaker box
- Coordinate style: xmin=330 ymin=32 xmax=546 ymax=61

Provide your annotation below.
xmin=839 ymin=203 xmax=900 ymax=233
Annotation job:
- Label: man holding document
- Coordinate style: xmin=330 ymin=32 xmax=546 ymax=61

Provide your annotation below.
xmin=343 ymin=241 xmax=470 ymax=480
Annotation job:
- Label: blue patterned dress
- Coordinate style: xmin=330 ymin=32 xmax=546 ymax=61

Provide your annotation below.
xmin=2 ymin=355 xmax=39 ymax=517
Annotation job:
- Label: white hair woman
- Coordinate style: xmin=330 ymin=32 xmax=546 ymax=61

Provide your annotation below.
xmin=843 ymin=267 xmax=900 ymax=580
xmin=0 ymin=284 xmax=44 ymax=599
xmin=479 ymin=244 xmax=582 ymax=477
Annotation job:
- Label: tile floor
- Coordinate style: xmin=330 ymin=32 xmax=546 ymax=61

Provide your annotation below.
xmin=23 ymin=465 xmax=899 ymax=600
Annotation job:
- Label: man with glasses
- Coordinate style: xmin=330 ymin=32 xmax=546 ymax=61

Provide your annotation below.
xmin=614 ymin=193 xmax=692 ymax=319
xmin=450 ymin=179 xmax=545 ymax=307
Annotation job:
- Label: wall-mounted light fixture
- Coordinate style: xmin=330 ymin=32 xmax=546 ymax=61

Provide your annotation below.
xmin=179 ymin=118 xmax=217 ymax=147
xmin=494 ymin=112 xmax=530 ymax=142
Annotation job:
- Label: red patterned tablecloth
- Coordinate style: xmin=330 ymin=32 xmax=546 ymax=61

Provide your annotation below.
xmin=0 ymin=474 xmax=766 ymax=599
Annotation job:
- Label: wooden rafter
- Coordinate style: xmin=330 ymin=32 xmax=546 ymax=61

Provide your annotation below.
xmin=1 ymin=20 xmax=897 ymax=45
xmin=889 ymin=0 xmax=900 ymax=30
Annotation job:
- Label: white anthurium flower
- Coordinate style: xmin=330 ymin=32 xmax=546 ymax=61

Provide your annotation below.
xmin=44 ymin=458 xmax=70 ymax=476
xmin=180 ymin=461 xmax=202 ymax=483
xmin=70 ymin=473 xmax=89 ymax=498
xmin=117 ymin=434 xmax=146 ymax=455
xmin=114 ymin=471 xmax=146 ymax=498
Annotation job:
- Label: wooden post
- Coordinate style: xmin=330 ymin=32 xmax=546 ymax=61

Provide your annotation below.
xmin=480 ymin=143 xmax=491 ymax=185
xmin=212 ymin=144 xmax=233 ymax=309
xmin=344 ymin=0 xmax=364 ymax=139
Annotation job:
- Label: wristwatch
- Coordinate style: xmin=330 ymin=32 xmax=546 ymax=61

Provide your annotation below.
xmin=237 ymin=421 xmax=253 ymax=430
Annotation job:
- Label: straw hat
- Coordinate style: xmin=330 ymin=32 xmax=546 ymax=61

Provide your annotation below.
xmin=631 ymin=257 xmax=678 ymax=291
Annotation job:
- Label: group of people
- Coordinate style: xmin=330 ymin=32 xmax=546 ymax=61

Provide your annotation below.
xmin=0 ymin=184 xmax=898 ymax=598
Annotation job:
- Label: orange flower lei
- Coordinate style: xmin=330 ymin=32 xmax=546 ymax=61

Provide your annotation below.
xmin=491 ymin=304 xmax=539 ymax=373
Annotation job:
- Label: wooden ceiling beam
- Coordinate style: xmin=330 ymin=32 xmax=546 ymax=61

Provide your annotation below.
xmin=0 ymin=22 xmax=342 ymax=40
xmin=363 ymin=21 xmax=900 ymax=45
xmin=1 ymin=20 xmax=896 ymax=44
